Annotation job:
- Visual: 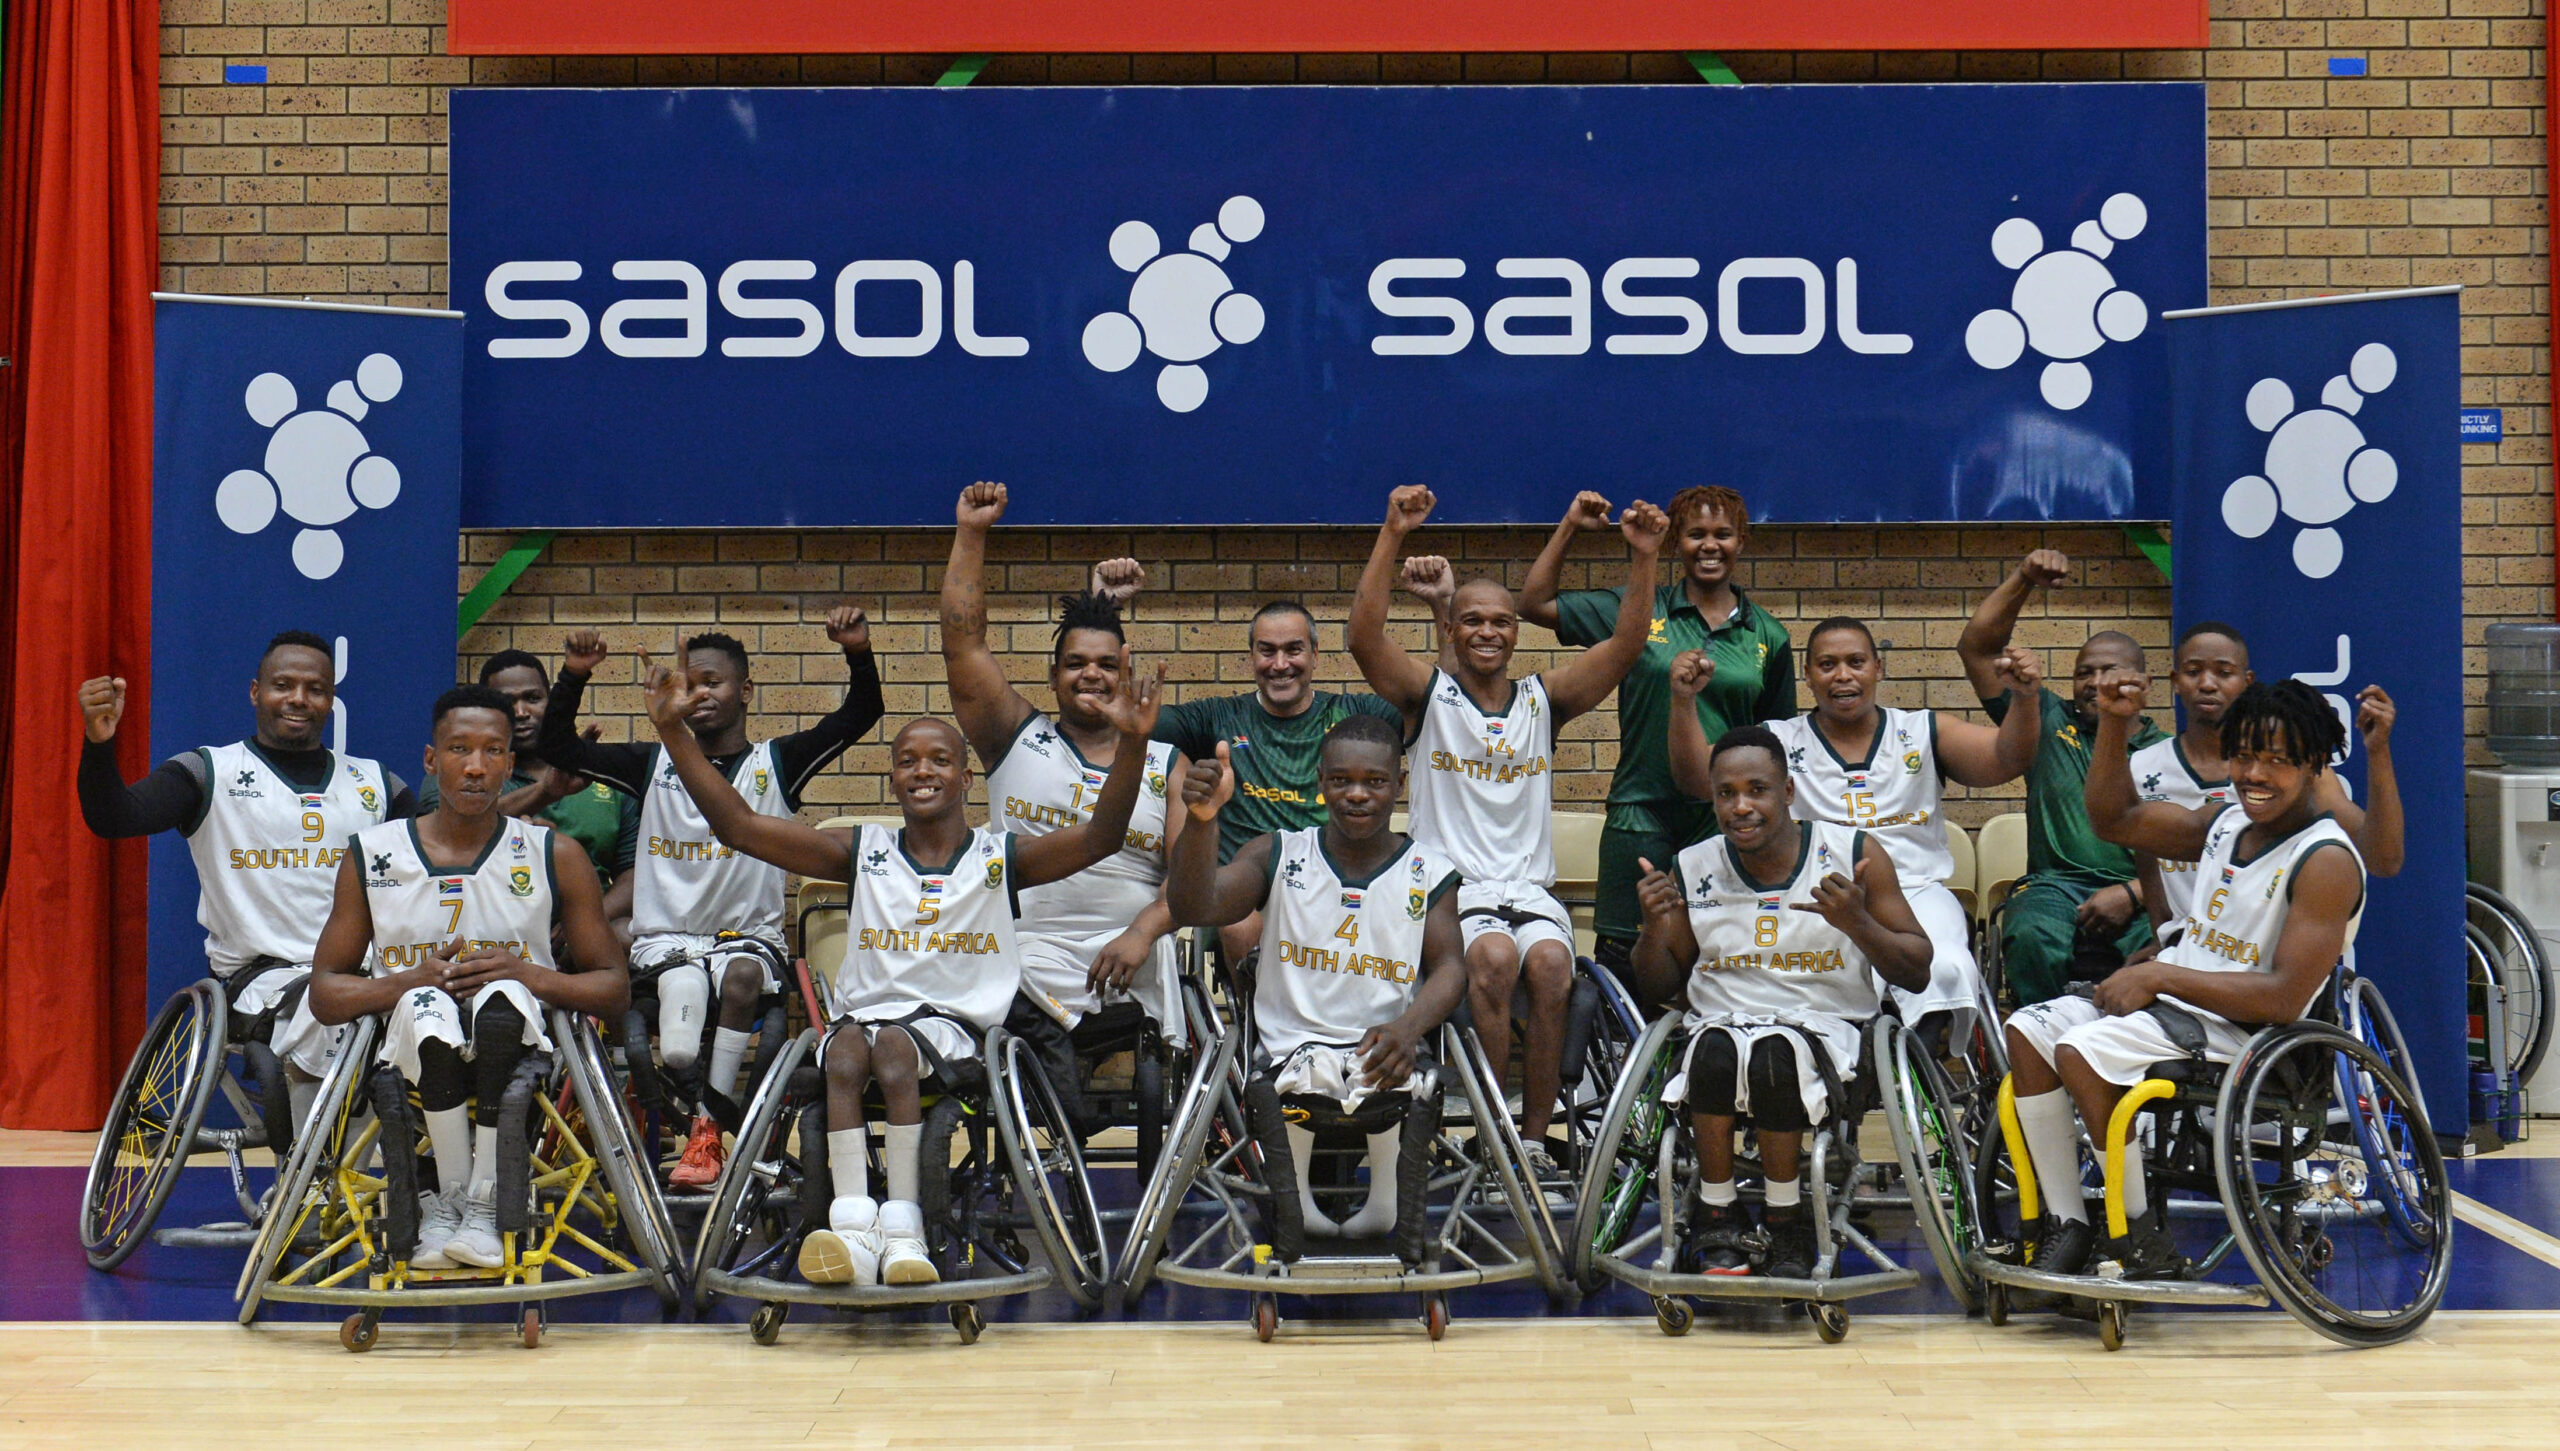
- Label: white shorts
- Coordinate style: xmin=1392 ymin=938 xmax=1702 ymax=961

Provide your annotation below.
xmin=377 ymin=978 xmax=555 ymax=1084
xmin=1018 ymin=930 xmax=1183 ymax=1044
xmin=1663 ymin=1013 xmax=1862 ymax=1126
xmin=1891 ymin=881 xmax=1985 ymax=1022
xmin=230 ymin=962 xmax=348 ymax=1079
xmin=2005 ymin=994 xmax=2256 ymax=1088
xmin=1455 ymin=881 xmax=1575 ymax=959
xmin=633 ymin=930 xmax=785 ymax=995
xmin=824 ymin=1012 xmax=983 ymax=1074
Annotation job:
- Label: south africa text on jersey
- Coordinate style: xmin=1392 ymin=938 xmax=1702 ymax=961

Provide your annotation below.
xmin=1426 ymin=750 xmax=1549 ymax=784
xmin=381 ymin=937 xmax=535 ymax=969
xmin=650 ymin=835 xmax=740 ymax=861
xmin=228 ymin=846 xmax=348 ymax=871
xmin=1274 ymin=937 xmax=1415 ymax=984
xmin=2180 ymin=922 xmax=2262 ymax=967
xmin=856 ymin=927 xmax=1005 ymax=955
xmin=1000 ymin=797 xmax=1164 ymax=853
xmin=1700 ymin=947 xmax=1848 ymax=975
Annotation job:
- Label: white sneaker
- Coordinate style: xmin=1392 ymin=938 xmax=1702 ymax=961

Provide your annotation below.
xmin=411 ymin=1189 xmax=462 ymax=1269
xmin=798 ymin=1195 xmax=881 ymax=1287
xmin=879 ymin=1200 xmax=939 ymax=1286
xmin=443 ymin=1184 xmax=504 ymax=1268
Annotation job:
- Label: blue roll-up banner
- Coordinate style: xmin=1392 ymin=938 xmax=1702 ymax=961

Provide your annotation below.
xmin=452 ymin=83 xmax=2206 ymax=528
xmin=2165 ymin=286 xmax=2465 ymax=1134
xmin=149 ymin=296 xmax=463 ymax=1011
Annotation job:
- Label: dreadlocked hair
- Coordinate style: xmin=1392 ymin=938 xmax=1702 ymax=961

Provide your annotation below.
xmin=1054 ymin=590 xmax=1126 ymax=661
xmin=2219 ymin=679 xmax=2345 ymax=771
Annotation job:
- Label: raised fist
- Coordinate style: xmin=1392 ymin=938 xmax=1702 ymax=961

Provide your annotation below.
xmin=79 ymin=676 xmax=127 ymax=744
xmin=956 ymin=480 xmax=1008 ymax=531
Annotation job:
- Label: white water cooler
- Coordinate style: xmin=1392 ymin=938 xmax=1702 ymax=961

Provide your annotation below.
xmin=2466 ymin=767 xmax=2560 ymax=1112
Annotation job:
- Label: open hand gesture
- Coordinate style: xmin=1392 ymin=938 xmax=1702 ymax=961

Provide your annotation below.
xmin=1182 ymin=741 xmax=1236 ymax=824
xmin=1093 ymin=655 xmax=1167 ymax=739
xmin=640 ymin=654 xmax=703 ymax=731
xmin=1792 ymin=872 xmax=1870 ymax=934
xmin=79 ymin=676 xmax=127 ymax=744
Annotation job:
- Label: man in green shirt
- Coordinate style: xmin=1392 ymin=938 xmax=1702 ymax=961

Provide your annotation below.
xmin=1522 ymin=487 xmax=1797 ymax=971
xmin=1123 ymin=574 xmax=1400 ymax=961
xmin=1959 ymin=550 xmax=2166 ymax=1005
xmin=422 ymin=650 xmax=640 ymax=942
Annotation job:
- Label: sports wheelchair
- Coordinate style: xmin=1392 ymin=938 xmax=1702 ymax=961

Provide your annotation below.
xmin=689 ymin=934 xmax=1112 ymax=1343
xmin=615 ymin=932 xmax=796 ymax=1195
xmin=1574 ymin=1012 xmax=1951 ymax=1342
xmin=1960 ymin=968 xmax=2450 ymax=1350
xmin=1446 ymin=954 xmax=1648 ymax=1207
xmin=1116 ymin=975 xmax=1568 ymax=1341
xmin=235 ymin=1010 xmax=685 ymax=1351
xmin=83 ymin=973 xmax=311 ymax=1270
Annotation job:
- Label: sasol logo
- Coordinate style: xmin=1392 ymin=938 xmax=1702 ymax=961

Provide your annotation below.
xmin=1367 ymin=256 xmax=1910 ymax=358
xmin=483 ymin=259 xmax=1029 ymax=361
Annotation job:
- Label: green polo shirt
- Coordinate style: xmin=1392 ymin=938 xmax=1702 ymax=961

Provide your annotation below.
xmin=1554 ymin=583 xmax=1796 ymax=815
xmin=1984 ymin=687 xmax=2167 ymax=887
xmin=1153 ymin=690 xmax=1403 ymax=861
xmin=417 ymin=771 xmax=639 ymax=885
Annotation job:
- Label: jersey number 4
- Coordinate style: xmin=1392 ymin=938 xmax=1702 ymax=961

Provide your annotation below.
xmin=1335 ymin=914 xmax=1361 ymax=948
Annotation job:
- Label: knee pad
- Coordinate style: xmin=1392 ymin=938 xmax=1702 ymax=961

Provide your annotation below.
xmin=1686 ymin=1030 xmax=1742 ymax=1117
xmin=1394 ymin=1087 xmax=1439 ymax=1267
xmin=1744 ymin=1037 xmax=1811 ymax=1134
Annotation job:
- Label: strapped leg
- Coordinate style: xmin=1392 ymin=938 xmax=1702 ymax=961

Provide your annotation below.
xmin=1242 ymin=1075 xmax=1304 ymax=1262
xmin=369 ymin=1066 xmax=422 ymax=1258
xmin=1394 ymin=1084 xmax=1438 ymax=1269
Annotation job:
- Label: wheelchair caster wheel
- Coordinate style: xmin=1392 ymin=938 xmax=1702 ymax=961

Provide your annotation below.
xmin=1810 ymin=1302 xmax=1849 ymax=1344
xmin=1984 ymin=1281 xmax=2009 ymax=1327
xmin=339 ymin=1312 xmax=379 ymax=1353
xmin=949 ymin=1302 xmax=984 ymax=1345
xmin=1653 ymin=1297 xmax=1693 ymax=1338
xmin=749 ymin=1302 xmax=787 ymax=1346
xmin=1422 ymin=1293 xmax=1448 ymax=1341
xmin=1252 ymin=1295 xmax=1278 ymax=1343
xmin=2302 ymin=1231 xmax=2334 ymax=1273
xmin=519 ymin=1308 xmax=543 ymax=1350
xmin=2097 ymin=1301 xmax=2125 ymax=1353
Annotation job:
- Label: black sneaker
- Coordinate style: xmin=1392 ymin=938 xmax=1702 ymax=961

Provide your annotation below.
xmin=2027 ymin=1216 xmax=2097 ymax=1278
xmin=2101 ymin=1224 xmax=2188 ymax=1282
xmin=1677 ymin=1201 xmax=1753 ymax=1276
xmin=1762 ymin=1208 xmax=1818 ymax=1281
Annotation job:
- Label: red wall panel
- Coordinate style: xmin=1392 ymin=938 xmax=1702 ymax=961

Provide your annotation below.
xmin=448 ymin=1 xmax=2208 ymax=57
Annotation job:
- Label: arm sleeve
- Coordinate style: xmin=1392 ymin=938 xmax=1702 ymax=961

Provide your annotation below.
xmin=1550 ymin=587 xmax=1626 ymax=649
xmin=772 ymin=648 xmax=887 ymax=808
xmin=536 ymin=670 xmax=655 ymax=796
xmin=78 ymin=744 xmax=208 ymax=838
xmin=1981 ymin=692 xmax=2012 ymax=724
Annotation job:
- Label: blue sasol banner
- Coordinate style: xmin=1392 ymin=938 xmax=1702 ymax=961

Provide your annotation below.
xmin=2167 ymin=286 xmax=2465 ymax=1133
xmin=452 ymin=84 xmax=2205 ymax=528
xmin=149 ymin=296 xmax=463 ymax=1009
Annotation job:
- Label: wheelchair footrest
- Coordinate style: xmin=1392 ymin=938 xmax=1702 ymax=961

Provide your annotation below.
xmin=1276 ymin=1254 xmax=1408 ymax=1281
xmin=1963 ymin=1249 xmax=2271 ymax=1307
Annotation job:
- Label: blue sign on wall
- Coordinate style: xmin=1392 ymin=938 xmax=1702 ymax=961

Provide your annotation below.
xmin=452 ymin=84 xmax=2205 ymax=528
xmin=150 ymin=297 xmax=463 ymax=1010
xmin=2167 ymin=287 xmax=2466 ymax=1133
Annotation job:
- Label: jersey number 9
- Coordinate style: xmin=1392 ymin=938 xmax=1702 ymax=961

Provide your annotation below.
xmin=302 ymin=810 xmax=325 ymax=843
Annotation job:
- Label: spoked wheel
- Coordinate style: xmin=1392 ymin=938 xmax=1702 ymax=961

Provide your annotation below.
xmin=2217 ymin=1023 xmax=2452 ymax=1348
xmin=83 ymin=984 xmax=228 ymax=1270
xmin=2097 ymin=1300 xmax=2126 ymax=1352
xmin=1809 ymin=1301 xmax=1849 ymax=1344
xmin=1117 ymin=1025 xmax=1243 ymax=1299
xmin=1558 ymin=962 xmax=1646 ymax=1187
xmin=692 ymin=1030 xmax=814 ymax=1318
xmin=2339 ymin=976 xmax=2429 ymax=1136
xmin=1876 ymin=1016 xmax=1983 ymax=1312
xmin=1251 ymin=1293 xmax=1278 ymax=1343
xmin=949 ymin=1302 xmax=984 ymax=1345
xmin=992 ymin=1029 xmax=1112 ymax=1310
xmin=2469 ymin=885 xmax=2555 ymax=1087
xmin=1570 ymin=1015 xmax=1682 ymax=1293
xmin=1445 ymin=1022 xmax=1564 ymax=1294
xmin=559 ymin=1015 xmax=685 ymax=1311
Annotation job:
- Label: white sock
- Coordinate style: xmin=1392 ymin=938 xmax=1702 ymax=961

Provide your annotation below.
xmin=1697 ymin=1177 xmax=1739 ymax=1208
xmin=1338 ymin=1128 xmax=1401 ymax=1238
xmin=828 ymin=1127 xmax=870 ymax=1203
xmin=883 ymin=1122 xmax=923 ymax=1209
xmin=2016 ymin=1089 xmax=2089 ymax=1225
xmin=656 ymin=965 xmax=710 ymax=1072
xmin=470 ymin=1124 xmax=500 ymax=1197
xmin=423 ymin=1106 xmax=472 ymax=1196
xmin=1763 ymin=1175 xmax=1801 ymax=1211
xmin=287 ymin=1076 xmax=318 ymax=1133
xmin=1286 ymin=1124 xmax=1339 ymax=1236
xmin=707 ymin=1027 xmax=751 ymax=1102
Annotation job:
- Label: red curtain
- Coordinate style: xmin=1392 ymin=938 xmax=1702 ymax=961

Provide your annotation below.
xmin=0 ymin=0 xmax=157 ymax=1128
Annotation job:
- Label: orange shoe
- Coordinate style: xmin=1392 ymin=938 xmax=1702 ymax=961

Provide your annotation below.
xmin=669 ymin=1114 xmax=726 ymax=1189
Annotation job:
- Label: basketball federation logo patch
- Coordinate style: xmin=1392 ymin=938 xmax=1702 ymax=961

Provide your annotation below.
xmin=358 ymin=785 xmax=380 ymax=812
xmin=509 ymin=866 xmax=535 ymax=898
xmin=985 ymin=858 xmax=1005 ymax=890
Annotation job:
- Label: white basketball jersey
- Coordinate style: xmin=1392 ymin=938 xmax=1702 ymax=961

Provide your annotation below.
xmin=1772 ymin=709 xmax=1953 ymax=886
xmin=2161 ymin=807 xmax=2364 ymax=1005
xmin=1674 ymin=822 xmax=1885 ymax=1026
xmin=186 ymin=741 xmax=393 ymax=974
xmin=839 ymin=824 xmax=1022 ymax=1031
xmin=1407 ymin=671 xmax=1555 ymax=887
xmin=985 ymin=711 xmax=1175 ymax=939
xmin=1253 ymin=828 xmax=1458 ymax=1059
xmin=352 ymin=816 xmax=558 ymax=976
xmin=2131 ymin=735 xmax=2236 ymax=926
xmin=632 ymin=740 xmax=791 ymax=939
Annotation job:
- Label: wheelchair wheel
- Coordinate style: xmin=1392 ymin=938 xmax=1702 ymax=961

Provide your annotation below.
xmin=991 ymin=1029 xmax=1112 ymax=1310
xmin=83 ymin=983 xmax=228 ymax=1270
xmin=1876 ymin=1016 xmax=1983 ymax=1312
xmin=1446 ymin=1022 xmax=1565 ymax=1295
xmin=1118 ymin=1024 xmax=1245 ymax=1299
xmin=1558 ymin=960 xmax=1646 ymax=1176
xmin=1569 ymin=1014 xmax=1682 ymax=1293
xmin=692 ymin=1028 xmax=814 ymax=1315
xmin=2469 ymin=884 xmax=2555 ymax=1086
xmin=1809 ymin=1301 xmax=1849 ymax=1344
xmin=559 ymin=1015 xmax=685 ymax=1309
xmin=949 ymin=1301 xmax=984 ymax=1344
xmin=749 ymin=1301 xmax=787 ymax=1346
xmin=2096 ymin=1299 xmax=2125 ymax=1352
xmin=1653 ymin=1296 xmax=1692 ymax=1337
xmin=237 ymin=1019 xmax=379 ymax=1320
xmin=2340 ymin=975 xmax=2428 ymax=1132
xmin=2217 ymin=1023 xmax=2452 ymax=1348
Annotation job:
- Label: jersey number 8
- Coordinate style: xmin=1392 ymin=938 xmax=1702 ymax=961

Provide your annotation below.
xmin=1754 ymin=914 xmax=1779 ymax=948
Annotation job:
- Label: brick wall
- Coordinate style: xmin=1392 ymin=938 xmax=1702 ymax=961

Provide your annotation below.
xmin=158 ymin=3 xmax=2550 ymax=820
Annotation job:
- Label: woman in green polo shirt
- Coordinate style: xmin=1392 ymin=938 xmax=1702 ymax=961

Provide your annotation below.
xmin=1522 ymin=486 xmax=1795 ymax=977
